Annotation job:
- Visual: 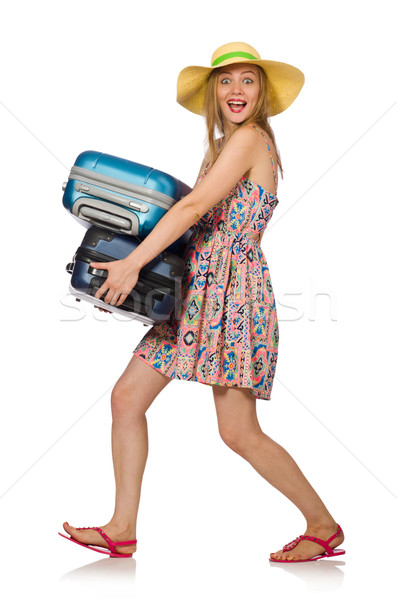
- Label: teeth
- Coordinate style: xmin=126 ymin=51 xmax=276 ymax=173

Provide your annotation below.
xmin=228 ymin=101 xmax=245 ymax=105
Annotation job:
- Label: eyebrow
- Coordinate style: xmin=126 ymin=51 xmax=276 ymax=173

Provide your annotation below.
xmin=218 ymin=70 xmax=257 ymax=76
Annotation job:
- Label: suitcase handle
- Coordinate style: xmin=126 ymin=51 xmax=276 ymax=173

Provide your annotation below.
xmin=72 ymin=198 xmax=140 ymax=235
xmin=80 ymin=206 xmax=133 ymax=231
xmin=88 ymin=265 xmax=108 ymax=279
xmin=87 ymin=267 xmax=169 ymax=299
xmin=76 ymin=247 xmax=178 ymax=294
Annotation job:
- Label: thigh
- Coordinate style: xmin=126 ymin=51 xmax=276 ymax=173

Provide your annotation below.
xmin=212 ymin=385 xmax=262 ymax=445
xmin=112 ymin=354 xmax=172 ymax=416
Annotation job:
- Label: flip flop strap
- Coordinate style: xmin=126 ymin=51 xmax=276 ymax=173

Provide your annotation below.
xmin=283 ymin=536 xmax=305 ymax=552
xmin=76 ymin=526 xmax=137 ymax=552
xmin=282 ymin=534 xmax=333 ymax=555
xmin=327 ymin=523 xmax=343 ymax=543
xmin=282 ymin=524 xmax=342 ymax=555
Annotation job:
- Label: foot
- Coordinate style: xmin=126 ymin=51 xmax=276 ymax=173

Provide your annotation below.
xmin=269 ymin=521 xmax=344 ymax=562
xmin=62 ymin=521 xmax=137 ymax=555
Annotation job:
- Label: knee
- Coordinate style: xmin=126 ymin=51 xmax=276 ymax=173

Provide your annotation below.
xmin=218 ymin=426 xmax=248 ymax=455
xmin=218 ymin=424 xmax=264 ymax=456
xmin=110 ymin=382 xmax=146 ymax=423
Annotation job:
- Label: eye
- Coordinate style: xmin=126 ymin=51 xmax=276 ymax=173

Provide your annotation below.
xmin=220 ymin=77 xmax=231 ymax=84
xmin=243 ymin=78 xmax=254 ymax=84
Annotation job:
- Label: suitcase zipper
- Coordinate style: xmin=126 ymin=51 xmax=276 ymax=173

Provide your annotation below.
xmin=70 ymin=166 xmax=176 ymax=211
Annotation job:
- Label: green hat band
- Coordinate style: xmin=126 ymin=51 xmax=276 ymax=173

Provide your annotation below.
xmin=211 ymin=51 xmax=259 ymax=67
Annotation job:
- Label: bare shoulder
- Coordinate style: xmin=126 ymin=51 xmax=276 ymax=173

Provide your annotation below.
xmin=228 ymin=123 xmax=263 ymax=147
xmin=248 ymin=123 xmax=277 ymax=158
xmin=243 ymin=123 xmax=279 ymax=192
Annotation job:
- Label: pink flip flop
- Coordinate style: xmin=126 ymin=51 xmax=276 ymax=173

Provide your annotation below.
xmin=58 ymin=525 xmax=137 ymax=558
xmin=269 ymin=523 xmax=346 ymax=563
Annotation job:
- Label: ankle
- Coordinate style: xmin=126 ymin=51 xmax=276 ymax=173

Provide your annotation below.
xmin=305 ymin=518 xmax=338 ymax=532
xmin=108 ymin=518 xmax=136 ymax=535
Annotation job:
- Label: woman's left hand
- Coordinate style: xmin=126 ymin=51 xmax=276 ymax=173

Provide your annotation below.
xmin=90 ymin=257 xmax=140 ymax=307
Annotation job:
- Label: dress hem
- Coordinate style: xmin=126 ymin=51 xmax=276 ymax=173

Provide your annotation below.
xmin=132 ymin=351 xmax=272 ymax=401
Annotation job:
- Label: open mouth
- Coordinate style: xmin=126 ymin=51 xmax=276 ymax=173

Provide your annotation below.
xmin=227 ymin=100 xmax=247 ymax=113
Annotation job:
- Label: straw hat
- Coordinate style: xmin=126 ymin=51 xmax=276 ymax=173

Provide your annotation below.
xmin=177 ymin=41 xmax=305 ymax=117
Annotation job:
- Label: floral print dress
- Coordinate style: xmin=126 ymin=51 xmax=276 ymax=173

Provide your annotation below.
xmin=132 ymin=124 xmax=279 ymax=401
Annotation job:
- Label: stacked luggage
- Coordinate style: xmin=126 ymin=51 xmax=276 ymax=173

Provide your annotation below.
xmin=63 ymin=150 xmax=193 ymax=324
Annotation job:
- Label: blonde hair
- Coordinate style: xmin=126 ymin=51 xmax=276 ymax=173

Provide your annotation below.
xmin=202 ymin=65 xmax=284 ymax=179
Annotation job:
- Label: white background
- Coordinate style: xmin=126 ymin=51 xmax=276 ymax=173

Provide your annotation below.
xmin=0 ymin=0 xmax=396 ymax=598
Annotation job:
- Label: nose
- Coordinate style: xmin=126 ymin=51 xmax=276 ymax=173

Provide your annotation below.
xmin=231 ymin=80 xmax=243 ymax=94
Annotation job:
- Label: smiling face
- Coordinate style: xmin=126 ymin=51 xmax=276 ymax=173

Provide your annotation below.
xmin=216 ymin=63 xmax=261 ymax=130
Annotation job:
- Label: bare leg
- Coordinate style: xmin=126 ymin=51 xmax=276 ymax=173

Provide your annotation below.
xmin=63 ymin=354 xmax=172 ymax=555
xmin=212 ymin=386 xmax=345 ymax=561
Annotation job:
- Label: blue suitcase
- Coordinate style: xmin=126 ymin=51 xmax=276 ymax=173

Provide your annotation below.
xmin=66 ymin=226 xmax=186 ymax=325
xmin=62 ymin=151 xmax=193 ymax=255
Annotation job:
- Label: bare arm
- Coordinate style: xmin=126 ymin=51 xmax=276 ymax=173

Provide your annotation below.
xmin=131 ymin=125 xmax=260 ymax=269
xmin=192 ymin=149 xmax=210 ymax=188
xmin=91 ymin=125 xmax=261 ymax=306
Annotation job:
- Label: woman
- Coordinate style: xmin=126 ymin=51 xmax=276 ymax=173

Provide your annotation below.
xmin=60 ymin=42 xmax=346 ymax=563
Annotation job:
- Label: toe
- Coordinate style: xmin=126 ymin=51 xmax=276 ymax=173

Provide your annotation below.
xmin=63 ymin=522 xmax=72 ymax=534
xmin=270 ymin=548 xmax=284 ymax=560
xmin=62 ymin=523 xmax=88 ymax=542
xmin=280 ymin=553 xmax=295 ymax=561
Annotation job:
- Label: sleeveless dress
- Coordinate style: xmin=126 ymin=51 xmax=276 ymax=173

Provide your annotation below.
xmin=132 ymin=124 xmax=279 ymax=401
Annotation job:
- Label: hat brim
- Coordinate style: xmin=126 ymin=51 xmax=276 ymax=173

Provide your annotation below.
xmin=177 ymin=58 xmax=305 ymax=117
